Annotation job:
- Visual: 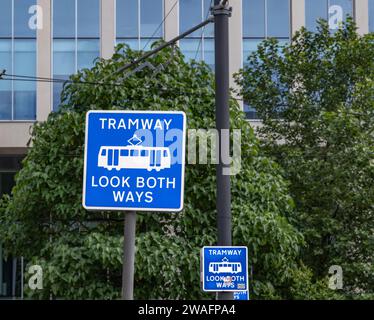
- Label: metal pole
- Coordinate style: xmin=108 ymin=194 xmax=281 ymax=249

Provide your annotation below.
xmin=0 ymin=244 xmax=3 ymax=296
xmin=12 ymin=258 xmax=17 ymax=298
xmin=213 ymin=0 xmax=233 ymax=300
xmin=21 ymin=257 xmax=24 ymax=300
xmin=122 ymin=211 xmax=136 ymax=300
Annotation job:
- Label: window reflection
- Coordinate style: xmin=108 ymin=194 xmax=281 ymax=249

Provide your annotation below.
xmin=78 ymin=40 xmax=100 ymax=70
xmin=0 ymin=40 xmax=12 ymax=120
xmin=242 ymin=0 xmax=290 ymax=40
xmin=203 ymin=0 xmax=214 ymax=37
xmin=204 ymin=39 xmax=215 ymax=69
xmin=179 ymin=0 xmax=215 ymax=68
xmin=14 ymin=0 xmax=37 ymax=37
xmin=180 ymin=0 xmax=202 ymax=37
xmin=242 ymin=0 xmax=290 ymax=120
xmin=53 ymin=40 xmax=76 ymax=76
xmin=329 ymin=0 xmax=353 ymax=31
xmin=52 ymin=0 xmax=100 ymax=111
xmin=14 ymin=40 xmax=36 ymax=120
xmin=0 ymin=0 xmax=36 ymax=120
xmin=117 ymin=0 xmax=138 ymax=38
xmin=243 ymin=0 xmax=265 ymax=37
xmin=305 ymin=0 xmax=353 ymax=32
xmin=369 ymin=0 xmax=374 ymax=32
xmin=243 ymin=39 xmax=261 ymax=67
xmin=305 ymin=0 xmax=327 ymax=32
xmin=179 ymin=39 xmax=202 ymax=61
xmin=141 ymin=0 xmax=163 ymax=38
xmin=267 ymin=0 xmax=290 ymax=37
xmin=53 ymin=0 xmax=75 ymax=37
xmin=118 ymin=39 xmax=139 ymax=50
xmin=116 ymin=0 xmax=163 ymax=50
xmin=78 ymin=0 xmax=100 ymax=38
xmin=53 ymin=39 xmax=75 ymax=110
xmin=0 ymin=0 xmax=12 ymax=37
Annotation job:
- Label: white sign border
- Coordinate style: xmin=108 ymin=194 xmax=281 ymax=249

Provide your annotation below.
xmin=82 ymin=110 xmax=187 ymax=212
xmin=201 ymin=246 xmax=249 ymax=292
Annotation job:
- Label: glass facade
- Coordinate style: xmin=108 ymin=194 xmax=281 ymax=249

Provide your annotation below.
xmin=0 ymin=0 xmax=36 ymax=120
xmin=116 ymin=0 xmax=164 ymax=51
xmin=0 ymin=1 xmax=371 ymax=122
xmin=370 ymin=0 xmax=374 ymax=32
xmin=52 ymin=0 xmax=100 ymax=111
xmin=306 ymin=0 xmax=353 ymax=32
xmin=242 ymin=0 xmax=290 ymax=119
xmin=179 ymin=0 xmax=214 ymax=69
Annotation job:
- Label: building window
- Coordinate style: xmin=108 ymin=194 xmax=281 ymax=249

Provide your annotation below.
xmin=52 ymin=0 xmax=100 ymax=111
xmin=305 ymin=0 xmax=353 ymax=32
xmin=116 ymin=0 xmax=164 ymax=51
xmin=369 ymin=0 xmax=374 ymax=32
xmin=0 ymin=0 xmax=36 ymax=121
xmin=179 ymin=0 xmax=214 ymax=69
xmin=242 ymin=0 xmax=290 ymax=119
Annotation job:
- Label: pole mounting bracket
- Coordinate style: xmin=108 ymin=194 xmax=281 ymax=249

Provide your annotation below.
xmin=211 ymin=4 xmax=232 ymax=17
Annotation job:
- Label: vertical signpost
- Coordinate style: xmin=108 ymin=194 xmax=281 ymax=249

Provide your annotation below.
xmin=122 ymin=210 xmax=136 ymax=299
xmin=213 ymin=0 xmax=233 ymax=300
xmin=83 ymin=110 xmax=186 ymax=299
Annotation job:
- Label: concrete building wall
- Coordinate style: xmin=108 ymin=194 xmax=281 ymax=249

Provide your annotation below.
xmin=0 ymin=123 xmax=32 ymax=154
xmin=291 ymin=0 xmax=305 ymax=34
xmin=0 ymin=0 xmax=372 ymax=154
xmin=164 ymin=0 xmax=179 ymax=41
xmin=229 ymin=0 xmax=243 ymax=108
xmin=101 ymin=0 xmax=116 ymax=59
xmin=37 ymin=0 xmax=52 ymax=122
xmin=356 ymin=0 xmax=369 ymax=35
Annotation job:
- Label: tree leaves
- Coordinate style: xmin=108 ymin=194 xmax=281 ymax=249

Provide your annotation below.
xmin=1 ymin=42 xmax=304 ymax=299
xmin=237 ymin=19 xmax=374 ymax=298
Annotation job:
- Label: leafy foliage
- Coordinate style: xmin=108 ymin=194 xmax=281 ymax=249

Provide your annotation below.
xmin=1 ymin=43 xmax=306 ymax=299
xmin=236 ymin=19 xmax=374 ymax=298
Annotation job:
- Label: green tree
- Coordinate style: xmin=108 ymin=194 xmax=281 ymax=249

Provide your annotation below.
xmin=0 ymin=43 xmax=305 ymax=299
xmin=236 ymin=19 xmax=374 ymax=298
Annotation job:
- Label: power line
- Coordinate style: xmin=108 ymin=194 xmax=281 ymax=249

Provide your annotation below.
xmin=1 ymin=73 xmax=244 ymax=104
xmin=1 ymin=10 xmax=215 ymax=88
xmin=195 ymin=0 xmax=213 ymax=61
xmin=0 ymin=15 xmax=216 ymax=97
xmin=1 ymin=72 xmax=242 ymax=104
xmin=105 ymin=17 xmax=214 ymax=80
xmin=141 ymin=0 xmax=179 ymax=52
xmin=3 ymin=73 xmax=66 ymax=83
xmin=2 ymin=73 xmax=124 ymax=87
xmin=0 ymin=77 xmax=56 ymax=84
xmin=0 ymin=74 xmax=222 ymax=100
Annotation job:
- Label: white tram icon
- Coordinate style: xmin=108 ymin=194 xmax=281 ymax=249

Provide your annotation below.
xmin=97 ymin=135 xmax=171 ymax=172
xmin=208 ymin=257 xmax=242 ymax=274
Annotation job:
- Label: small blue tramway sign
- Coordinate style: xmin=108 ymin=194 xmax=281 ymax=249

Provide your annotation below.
xmin=201 ymin=246 xmax=249 ymax=292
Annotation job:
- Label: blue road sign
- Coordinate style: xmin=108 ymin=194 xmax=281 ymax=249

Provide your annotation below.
xmin=83 ymin=110 xmax=186 ymax=212
xmin=234 ymin=291 xmax=249 ymax=300
xmin=201 ymin=246 xmax=248 ymax=292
